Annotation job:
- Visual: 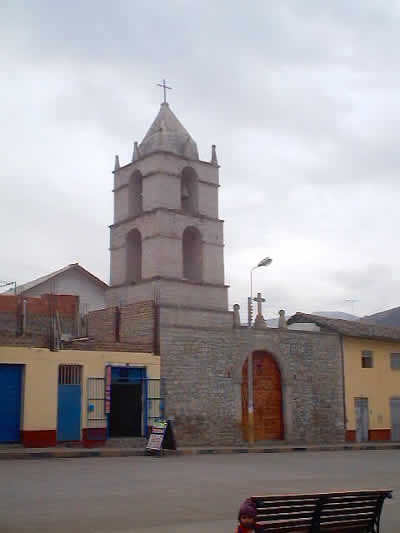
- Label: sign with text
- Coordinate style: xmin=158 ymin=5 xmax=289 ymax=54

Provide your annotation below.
xmin=146 ymin=419 xmax=176 ymax=453
xmin=105 ymin=366 xmax=111 ymax=414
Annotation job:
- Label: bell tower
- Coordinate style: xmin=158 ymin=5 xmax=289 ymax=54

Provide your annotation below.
xmin=107 ymin=99 xmax=228 ymax=311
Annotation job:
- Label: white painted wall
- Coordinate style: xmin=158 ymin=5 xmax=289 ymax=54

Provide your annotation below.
xmin=288 ymin=323 xmax=321 ymax=332
xmin=22 ymin=269 xmax=106 ymax=312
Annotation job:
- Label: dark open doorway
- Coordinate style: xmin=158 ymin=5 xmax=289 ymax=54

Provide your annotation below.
xmin=109 ymin=382 xmax=142 ymax=437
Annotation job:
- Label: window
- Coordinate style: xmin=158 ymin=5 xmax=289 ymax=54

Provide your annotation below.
xmin=118 ymin=367 xmax=129 ymax=381
xmin=181 ymin=167 xmax=198 ymax=215
xmin=182 ymin=226 xmax=202 ymax=282
xmin=361 ymin=350 xmax=374 ymax=368
xmin=129 ymin=171 xmax=143 ymax=216
xmin=126 ymin=229 xmax=142 ymax=283
xmin=391 ymin=353 xmax=400 ymax=370
xmin=59 ymin=365 xmax=82 ymax=385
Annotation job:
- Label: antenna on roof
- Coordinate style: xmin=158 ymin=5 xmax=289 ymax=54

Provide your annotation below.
xmin=345 ymin=299 xmax=359 ymax=315
xmin=0 ymin=280 xmax=17 ymax=295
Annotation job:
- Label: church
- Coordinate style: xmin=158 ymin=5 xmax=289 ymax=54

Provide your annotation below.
xmin=105 ymin=94 xmax=346 ymax=446
xmin=1 ymin=92 xmax=398 ymax=448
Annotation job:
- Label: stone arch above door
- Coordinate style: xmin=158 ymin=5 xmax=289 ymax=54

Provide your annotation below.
xmin=232 ymin=334 xmax=288 ymax=386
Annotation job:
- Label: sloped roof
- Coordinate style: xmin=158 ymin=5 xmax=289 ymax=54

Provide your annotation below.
xmin=288 ymin=312 xmax=400 ymax=342
xmin=363 ymin=306 xmax=400 ymax=327
xmin=11 ymin=263 xmax=108 ymax=295
xmin=138 ymin=102 xmax=199 ymax=160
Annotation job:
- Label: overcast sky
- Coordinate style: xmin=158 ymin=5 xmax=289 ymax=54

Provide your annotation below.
xmin=2 ymin=1 xmax=400 ymax=318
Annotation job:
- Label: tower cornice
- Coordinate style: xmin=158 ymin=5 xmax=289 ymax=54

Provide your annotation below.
xmin=112 ymin=150 xmax=220 ymax=174
xmin=112 ymin=170 xmax=219 ymax=192
xmin=109 ymin=206 xmax=224 ymax=229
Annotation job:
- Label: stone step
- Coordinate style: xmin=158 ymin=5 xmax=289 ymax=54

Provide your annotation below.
xmin=57 ymin=441 xmax=84 ymax=448
xmin=105 ymin=437 xmax=147 ymax=449
xmin=251 ymin=440 xmax=288 ymax=446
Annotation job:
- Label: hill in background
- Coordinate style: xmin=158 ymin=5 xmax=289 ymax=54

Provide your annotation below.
xmin=266 ymin=308 xmax=400 ymax=329
xmin=363 ymin=306 xmax=400 ymax=327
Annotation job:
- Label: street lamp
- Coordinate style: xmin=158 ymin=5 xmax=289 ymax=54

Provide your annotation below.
xmin=247 ymin=256 xmax=272 ymax=447
xmin=247 ymin=257 xmax=272 ymax=327
xmin=251 ymin=257 xmax=272 ymax=300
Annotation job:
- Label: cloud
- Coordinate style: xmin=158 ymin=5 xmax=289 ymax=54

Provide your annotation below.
xmin=1 ymin=0 xmax=400 ymax=317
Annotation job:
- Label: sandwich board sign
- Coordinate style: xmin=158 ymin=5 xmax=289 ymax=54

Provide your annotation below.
xmin=146 ymin=419 xmax=176 ymax=455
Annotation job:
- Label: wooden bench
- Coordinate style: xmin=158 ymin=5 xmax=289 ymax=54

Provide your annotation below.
xmin=252 ymin=489 xmax=392 ymax=532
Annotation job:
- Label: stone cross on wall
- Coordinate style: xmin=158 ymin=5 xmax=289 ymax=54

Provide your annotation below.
xmin=253 ymin=292 xmax=267 ymax=329
xmin=253 ymin=292 xmax=265 ymax=316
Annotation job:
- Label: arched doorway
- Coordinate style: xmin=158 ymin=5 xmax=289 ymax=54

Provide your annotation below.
xmin=242 ymin=351 xmax=283 ymax=441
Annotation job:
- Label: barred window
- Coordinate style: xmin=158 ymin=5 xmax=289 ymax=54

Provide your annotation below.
xmin=391 ymin=353 xmax=400 ymax=370
xmin=58 ymin=365 xmax=82 ymax=385
xmin=361 ymin=350 xmax=373 ymax=369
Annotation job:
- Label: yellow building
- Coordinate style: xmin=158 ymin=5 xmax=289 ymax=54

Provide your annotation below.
xmin=288 ymin=313 xmax=400 ymax=442
xmin=343 ymin=336 xmax=400 ymax=441
xmin=0 ymin=346 xmax=160 ymax=447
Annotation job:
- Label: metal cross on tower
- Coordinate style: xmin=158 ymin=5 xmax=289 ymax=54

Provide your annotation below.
xmin=157 ymin=79 xmax=172 ymax=103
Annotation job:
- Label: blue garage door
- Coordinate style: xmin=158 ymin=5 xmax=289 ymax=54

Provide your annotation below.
xmin=57 ymin=365 xmax=82 ymax=442
xmin=0 ymin=364 xmax=23 ymax=443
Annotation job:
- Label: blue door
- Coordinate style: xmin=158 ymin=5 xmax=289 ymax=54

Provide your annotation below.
xmin=109 ymin=366 xmax=147 ymax=437
xmin=0 ymin=364 xmax=23 ymax=443
xmin=57 ymin=365 xmax=82 ymax=442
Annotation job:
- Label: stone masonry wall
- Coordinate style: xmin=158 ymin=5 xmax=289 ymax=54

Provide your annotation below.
xmin=84 ymin=300 xmax=155 ymax=353
xmin=257 ymin=328 xmax=345 ymax=444
xmin=0 ymin=295 xmax=156 ymax=353
xmin=120 ymin=301 xmax=154 ymax=352
xmin=160 ymin=322 xmax=345 ymax=446
xmin=88 ymin=306 xmax=117 ymax=342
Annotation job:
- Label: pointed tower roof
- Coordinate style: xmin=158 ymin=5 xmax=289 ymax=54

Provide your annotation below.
xmin=138 ymin=102 xmax=199 ymax=160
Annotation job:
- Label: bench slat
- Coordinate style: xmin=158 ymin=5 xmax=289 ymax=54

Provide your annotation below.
xmin=257 ymin=495 xmax=379 ymax=509
xmin=260 ymin=518 xmax=313 ymax=527
xmin=320 ymin=520 xmax=371 ymax=531
xmin=254 ymin=489 xmax=391 ymax=500
xmin=259 ymin=511 xmax=374 ymax=525
xmin=262 ymin=522 xmax=370 ymax=533
xmin=258 ymin=500 xmax=376 ymax=514
xmin=325 ymin=494 xmax=381 ymax=502
xmin=324 ymin=500 xmax=378 ymax=509
xmin=321 ymin=512 xmax=375 ymax=523
xmin=256 ymin=496 xmax=319 ymax=507
xmin=257 ymin=503 xmax=317 ymax=514
xmin=261 ymin=523 xmax=311 ymax=533
xmin=258 ymin=507 xmax=375 ymax=523
xmin=258 ymin=504 xmax=316 ymax=513
xmin=258 ymin=511 xmax=314 ymax=521
xmin=258 ymin=503 xmax=317 ymax=512
xmin=322 ymin=507 xmax=375 ymax=517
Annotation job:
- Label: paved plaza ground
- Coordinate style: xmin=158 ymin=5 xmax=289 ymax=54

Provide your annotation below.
xmin=0 ymin=450 xmax=398 ymax=532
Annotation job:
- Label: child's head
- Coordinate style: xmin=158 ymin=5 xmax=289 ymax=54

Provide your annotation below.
xmin=238 ymin=498 xmax=257 ymax=530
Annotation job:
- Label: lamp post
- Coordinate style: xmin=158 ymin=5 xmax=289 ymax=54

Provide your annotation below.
xmin=248 ymin=257 xmax=272 ymax=325
xmin=247 ymin=256 xmax=272 ymax=447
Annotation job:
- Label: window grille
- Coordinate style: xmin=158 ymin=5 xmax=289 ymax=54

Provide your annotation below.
xmin=391 ymin=353 xmax=400 ymax=370
xmin=58 ymin=365 xmax=82 ymax=385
